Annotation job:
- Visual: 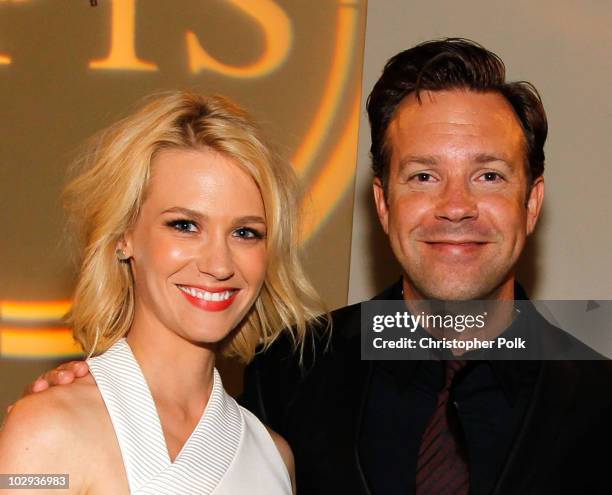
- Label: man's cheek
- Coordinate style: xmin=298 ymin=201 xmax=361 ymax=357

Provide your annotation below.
xmin=392 ymin=196 xmax=430 ymax=226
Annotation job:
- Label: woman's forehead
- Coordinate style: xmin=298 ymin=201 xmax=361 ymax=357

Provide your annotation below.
xmin=144 ymin=148 xmax=265 ymax=217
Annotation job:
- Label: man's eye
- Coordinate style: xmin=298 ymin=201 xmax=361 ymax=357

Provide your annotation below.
xmin=412 ymin=173 xmax=434 ymax=182
xmin=233 ymin=227 xmax=265 ymax=240
xmin=481 ymin=171 xmax=503 ymax=182
xmin=167 ymin=220 xmax=198 ymax=233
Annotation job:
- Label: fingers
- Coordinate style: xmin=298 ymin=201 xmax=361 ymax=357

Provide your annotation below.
xmin=70 ymin=361 xmax=90 ymax=378
xmin=42 ymin=369 xmax=75 ymax=387
xmin=22 ymin=370 xmax=70 ymax=396
xmin=19 ymin=361 xmax=90 ymax=399
xmin=55 ymin=361 xmax=89 ymax=377
xmin=46 ymin=360 xmax=89 ymax=384
xmin=21 ymin=377 xmax=48 ymax=399
xmin=23 ymin=376 xmax=50 ymax=397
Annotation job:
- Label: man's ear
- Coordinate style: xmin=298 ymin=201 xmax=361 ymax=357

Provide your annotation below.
xmin=373 ymin=177 xmax=390 ymax=235
xmin=526 ymin=176 xmax=544 ymax=235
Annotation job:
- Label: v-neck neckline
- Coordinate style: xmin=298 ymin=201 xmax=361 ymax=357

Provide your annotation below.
xmin=88 ymin=338 xmax=244 ymax=494
xmin=119 ymin=338 xmax=215 ymax=465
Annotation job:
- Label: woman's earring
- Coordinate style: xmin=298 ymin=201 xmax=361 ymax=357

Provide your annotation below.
xmin=115 ymin=248 xmax=130 ymax=261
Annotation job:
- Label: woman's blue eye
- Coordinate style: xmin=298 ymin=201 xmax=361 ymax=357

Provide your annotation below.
xmin=234 ymin=227 xmax=265 ymax=240
xmin=167 ymin=220 xmax=198 ymax=232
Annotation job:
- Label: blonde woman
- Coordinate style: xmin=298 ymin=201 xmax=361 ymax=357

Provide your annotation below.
xmin=0 ymin=92 xmax=323 ymax=494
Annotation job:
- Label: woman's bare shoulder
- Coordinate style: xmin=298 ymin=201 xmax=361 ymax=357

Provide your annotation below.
xmin=3 ymin=374 xmax=97 ymax=430
xmin=0 ymin=373 xmax=103 ymax=480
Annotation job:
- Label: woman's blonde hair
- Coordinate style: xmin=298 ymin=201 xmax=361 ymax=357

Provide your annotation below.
xmin=63 ymin=91 xmax=325 ymax=363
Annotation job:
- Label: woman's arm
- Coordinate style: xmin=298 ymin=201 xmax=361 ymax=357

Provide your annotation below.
xmin=266 ymin=427 xmax=296 ymax=494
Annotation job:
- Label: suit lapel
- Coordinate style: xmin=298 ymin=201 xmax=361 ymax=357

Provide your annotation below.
xmin=351 ymin=279 xmax=405 ymax=494
xmin=353 ymin=353 xmax=374 ymax=495
xmin=492 ymin=360 xmax=579 ymax=495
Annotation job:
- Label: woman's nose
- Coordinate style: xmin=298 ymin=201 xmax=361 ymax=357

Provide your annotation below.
xmin=195 ymin=237 xmax=235 ymax=281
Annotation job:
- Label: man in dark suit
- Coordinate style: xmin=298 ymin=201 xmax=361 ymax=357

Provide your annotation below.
xmin=241 ymin=39 xmax=612 ymax=494
xmin=25 ymin=39 xmax=612 ymax=494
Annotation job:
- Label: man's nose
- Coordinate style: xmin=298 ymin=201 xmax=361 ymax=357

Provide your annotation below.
xmin=434 ymin=178 xmax=478 ymax=223
xmin=196 ymin=236 xmax=235 ymax=281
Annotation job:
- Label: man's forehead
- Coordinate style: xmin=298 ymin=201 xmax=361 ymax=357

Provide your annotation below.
xmin=387 ymin=89 xmax=526 ymax=157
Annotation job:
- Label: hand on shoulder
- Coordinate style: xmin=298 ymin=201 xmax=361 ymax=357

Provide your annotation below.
xmin=23 ymin=361 xmax=90 ymax=396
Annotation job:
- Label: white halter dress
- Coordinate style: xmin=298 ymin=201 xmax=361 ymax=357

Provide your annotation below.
xmin=88 ymin=338 xmax=292 ymax=495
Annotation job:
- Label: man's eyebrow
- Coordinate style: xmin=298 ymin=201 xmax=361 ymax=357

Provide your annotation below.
xmin=398 ymin=154 xmax=440 ymax=167
xmin=398 ymin=153 xmax=513 ymax=168
xmin=473 ymin=153 xmax=511 ymax=165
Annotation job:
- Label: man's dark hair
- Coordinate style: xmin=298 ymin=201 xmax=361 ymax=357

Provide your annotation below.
xmin=367 ymin=38 xmax=548 ymax=191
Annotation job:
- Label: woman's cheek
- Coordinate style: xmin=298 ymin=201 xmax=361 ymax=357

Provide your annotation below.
xmin=167 ymin=243 xmax=194 ymax=262
xmin=246 ymin=246 xmax=268 ymax=287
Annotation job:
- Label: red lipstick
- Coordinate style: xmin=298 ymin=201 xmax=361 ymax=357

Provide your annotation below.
xmin=177 ymin=286 xmax=239 ymax=312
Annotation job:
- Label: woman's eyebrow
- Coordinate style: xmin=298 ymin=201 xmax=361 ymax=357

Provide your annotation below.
xmin=233 ymin=215 xmax=266 ymax=225
xmin=161 ymin=208 xmax=265 ymax=225
xmin=161 ymin=206 xmax=204 ymax=219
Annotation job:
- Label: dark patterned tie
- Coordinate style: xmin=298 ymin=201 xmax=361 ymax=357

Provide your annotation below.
xmin=415 ymin=360 xmax=469 ymax=494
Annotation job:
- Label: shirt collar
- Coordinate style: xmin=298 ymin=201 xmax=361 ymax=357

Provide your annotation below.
xmin=372 ymin=278 xmax=541 ymax=404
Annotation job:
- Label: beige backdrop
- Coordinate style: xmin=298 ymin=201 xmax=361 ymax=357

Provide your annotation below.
xmin=349 ymin=0 xmax=612 ymax=304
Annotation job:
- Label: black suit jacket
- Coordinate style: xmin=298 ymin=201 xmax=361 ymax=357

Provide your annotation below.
xmin=241 ymin=283 xmax=612 ymax=494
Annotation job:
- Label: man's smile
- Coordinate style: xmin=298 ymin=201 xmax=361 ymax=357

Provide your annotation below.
xmin=422 ymin=240 xmax=488 ymax=258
